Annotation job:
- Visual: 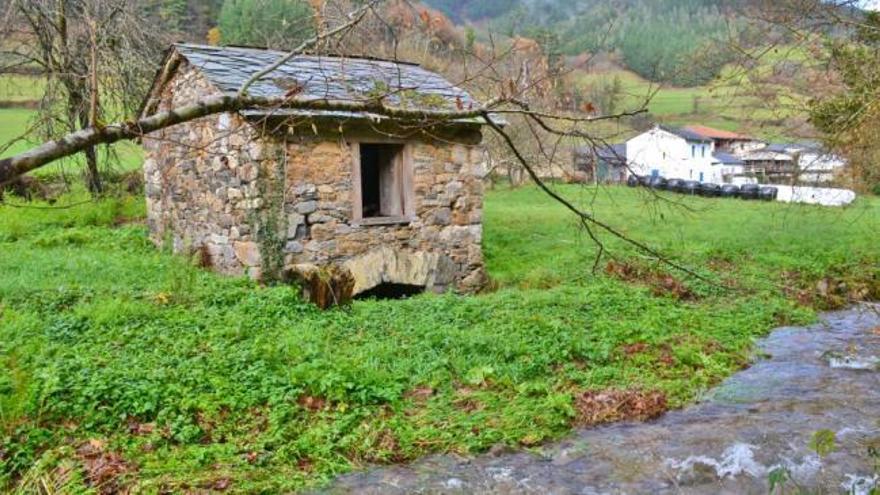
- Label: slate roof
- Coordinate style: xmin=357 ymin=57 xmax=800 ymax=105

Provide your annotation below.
xmin=713 ymin=152 xmax=744 ymax=165
xmin=596 ymin=144 xmax=627 ymax=163
xmin=573 ymin=144 xmax=627 ymax=163
xmin=163 ymin=43 xmax=487 ymax=123
xmin=658 ymin=124 xmax=712 ymax=143
xmin=765 ymin=143 xmax=797 ymax=153
xmin=765 ymin=142 xmax=823 ymax=154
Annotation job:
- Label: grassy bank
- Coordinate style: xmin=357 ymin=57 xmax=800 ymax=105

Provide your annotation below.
xmin=1 ymin=186 xmax=878 ymax=492
xmin=568 ymin=55 xmax=809 ymax=142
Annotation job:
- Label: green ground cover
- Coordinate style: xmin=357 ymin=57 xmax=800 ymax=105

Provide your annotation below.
xmin=2 ymin=185 xmax=878 ymax=492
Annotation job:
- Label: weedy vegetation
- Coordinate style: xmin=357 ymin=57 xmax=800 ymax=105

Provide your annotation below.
xmin=1 ymin=185 xmax=879 ymax=492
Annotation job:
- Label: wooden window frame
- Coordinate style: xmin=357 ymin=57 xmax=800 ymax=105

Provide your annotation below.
xmin=350 ymin=140 xmax=415 ymax=226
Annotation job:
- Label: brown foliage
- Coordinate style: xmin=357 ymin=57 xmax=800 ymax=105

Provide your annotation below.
xmin=76 ymin=439 xmax=134 ymax=495
xmin=605 ymin=260 xmax=696 ymax=301
xmin=0 ymin=176 xmax=52 ymax=202
xmin=573 ymin=389 xmax=668 ymax=426
xmin=297 ymin=395 xmax=328 ymax=412
xmin=287 ymin=265 xmax=355 ymax=309
xmin=404 ymin=386 xmax=435 ymax=402
xmin=621 ymin=342 xmax=649 ymax=356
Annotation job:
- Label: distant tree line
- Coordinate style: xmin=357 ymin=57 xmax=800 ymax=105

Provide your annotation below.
xmin=141 ymin=0 xmax=316 ymax=47
xmin=425 ymin=0 xmax=744 ymax=87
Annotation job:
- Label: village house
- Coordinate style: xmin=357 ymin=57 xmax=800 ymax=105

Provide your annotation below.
xmin=625 ymin=124 xmax=722 ymax=182
xmin=740 ymin=142 xmax=846 ymax=184
xmin=586 ymin=124 xmax=846 ymax=186
xmin=739 ymin=146 xmax=797 ymax=183
xmin=140 ymin=44 xmax=490 ymax=302
xmin=571 ymin=143 xmax=627 ymax=183
xmin=683 ymin=125 xmax=764 ymax=155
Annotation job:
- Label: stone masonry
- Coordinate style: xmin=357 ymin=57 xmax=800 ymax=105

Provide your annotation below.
xmin=143 ymin=58 xmax=487 ymax=296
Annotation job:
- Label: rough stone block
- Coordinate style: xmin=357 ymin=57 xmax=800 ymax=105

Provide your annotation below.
xmin=233 ymin=241 xmax=261 ymax=267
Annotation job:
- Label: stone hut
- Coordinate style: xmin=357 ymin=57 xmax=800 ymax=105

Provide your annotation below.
xmin=140 ymin=44 xmax=489 ymax=299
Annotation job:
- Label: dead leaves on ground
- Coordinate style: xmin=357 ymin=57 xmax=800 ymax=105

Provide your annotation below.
xmin=605 ymin=261 xmax=696 ymax=301
xmin=76 ymin=439 xmax=134 ymax=495
xmin=573 ymin=389 xmax=668 ymax=426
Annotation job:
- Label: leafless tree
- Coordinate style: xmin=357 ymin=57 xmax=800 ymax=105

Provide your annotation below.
xmin=0 ymin=0 xmax=171 ymax=194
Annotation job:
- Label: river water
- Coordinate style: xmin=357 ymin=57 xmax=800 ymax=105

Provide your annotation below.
xmin=321 ymin=305 xmax=880 ymax=494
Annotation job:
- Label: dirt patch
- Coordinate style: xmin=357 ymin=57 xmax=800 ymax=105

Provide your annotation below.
xmin=573 ymin=389 xmax=668 ymax=426
xmin=76 ymin=439 xmax=134 ymax=494
xmin=621 ymin=343 xmax=649 ymax=356
xmin=126 ymin=419 xmax=156 ymax=436
xmin=605 ymin=261 xmax=696 ymax=301
xmin=1 ymin=175 xmax=54 ymax=203
xmin=782 ymin=270 xmax=880 ymax=310
xmin=404 ymin=386 xmax=435 ymax=402
xmin=297 ymin=395 xmax=328 ymax=412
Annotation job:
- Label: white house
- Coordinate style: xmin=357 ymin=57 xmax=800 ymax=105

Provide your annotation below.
xmin=740 ymin=143 xmax=846 ymax=184
xmin=626 ymin=125 xmax=722 ymax=183
xmin=620 ymin=126 xmax=848 ymax=186
xmin=770 ymin=143 xmax=846 ymax=184
xmin=712 ymin=152 xmax=749 ymax=184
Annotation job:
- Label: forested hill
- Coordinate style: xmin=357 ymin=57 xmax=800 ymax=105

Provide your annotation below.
xmin=133 ymin=0 xmax=749 ymax=86
xmin=423 ymin=0 xmax=747 ymax=86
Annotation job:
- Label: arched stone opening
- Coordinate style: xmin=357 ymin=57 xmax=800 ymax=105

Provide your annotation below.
xmin=343 ymin=247 xmax=456 ymax=297
xmin=355 ymin=283 xmax=425 ymax=300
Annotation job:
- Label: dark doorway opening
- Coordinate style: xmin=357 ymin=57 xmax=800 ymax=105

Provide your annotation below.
xmin=360 ymin=143 xmax=404 ymax=218
xmin=355 ymin=283 xmax=425 ymax=301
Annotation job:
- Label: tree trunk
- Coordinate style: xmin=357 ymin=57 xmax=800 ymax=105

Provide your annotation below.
xmin=83 ymin=143 xmax=102 ymax=194
xmin=67 ymin=88 xmax=103 ymax=195
xmin=78 ymin=105 xmax=102 ymax=195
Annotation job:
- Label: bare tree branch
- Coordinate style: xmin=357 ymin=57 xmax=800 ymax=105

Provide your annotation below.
xmin=237 ymin=0 xmax=383 ymax=96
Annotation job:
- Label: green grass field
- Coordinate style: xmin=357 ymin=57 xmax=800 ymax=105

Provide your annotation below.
xmin=0 ymin=75 xmax=45 ymax=103
xmin=568 ymin=49 xmax=813 ymax=142
xmin=0 ymin=107 xmax=143 ymax=177
xmin=0 ymin=74 xmax=143 ymax=177
xmin=2 ymin=186 xmax=878 ymax=492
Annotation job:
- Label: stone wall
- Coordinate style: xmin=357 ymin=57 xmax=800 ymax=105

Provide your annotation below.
xmin=143 ymin=61 xmax=269 ymax=278
xmin=276 ymin=127 xmax=486 ymax=294
xmin=143 ymin=61 xmax=487 ymax=295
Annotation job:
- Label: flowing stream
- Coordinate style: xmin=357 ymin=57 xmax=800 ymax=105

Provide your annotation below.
xmin=320 ymin=305 xmax=880 ymax=494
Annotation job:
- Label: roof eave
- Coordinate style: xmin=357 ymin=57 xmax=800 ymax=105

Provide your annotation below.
xmin=138 ymin=47 xmax=186 ymax=119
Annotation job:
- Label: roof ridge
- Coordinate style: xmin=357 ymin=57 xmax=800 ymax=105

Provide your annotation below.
xmin=656 ymin=123 xmax=711 ymax=143
xmin=173 ymin=42 xmax=422 ymax=67
xmin=684 ymin=124 xmax=751 ymax=140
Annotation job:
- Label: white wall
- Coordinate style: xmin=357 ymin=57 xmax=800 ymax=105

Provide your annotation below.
xmin=772 ymin=185 xmax=856 ymax=207
xmin=797 ymin=152 xmax=846 ymax=183
xmin=626 ymin=127 xmax=716 ymax=182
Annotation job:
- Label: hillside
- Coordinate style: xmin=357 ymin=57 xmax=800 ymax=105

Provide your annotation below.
xmin=425 ymin=0 xmax=745 ymax=86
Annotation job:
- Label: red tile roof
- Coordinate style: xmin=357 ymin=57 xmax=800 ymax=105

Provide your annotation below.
xmin=684 ymin=125 xmax=751 ymax=141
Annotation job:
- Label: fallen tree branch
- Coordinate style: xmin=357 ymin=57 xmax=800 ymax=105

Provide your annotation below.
xmin=0 ymin=94 xmax=500 ymax=186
